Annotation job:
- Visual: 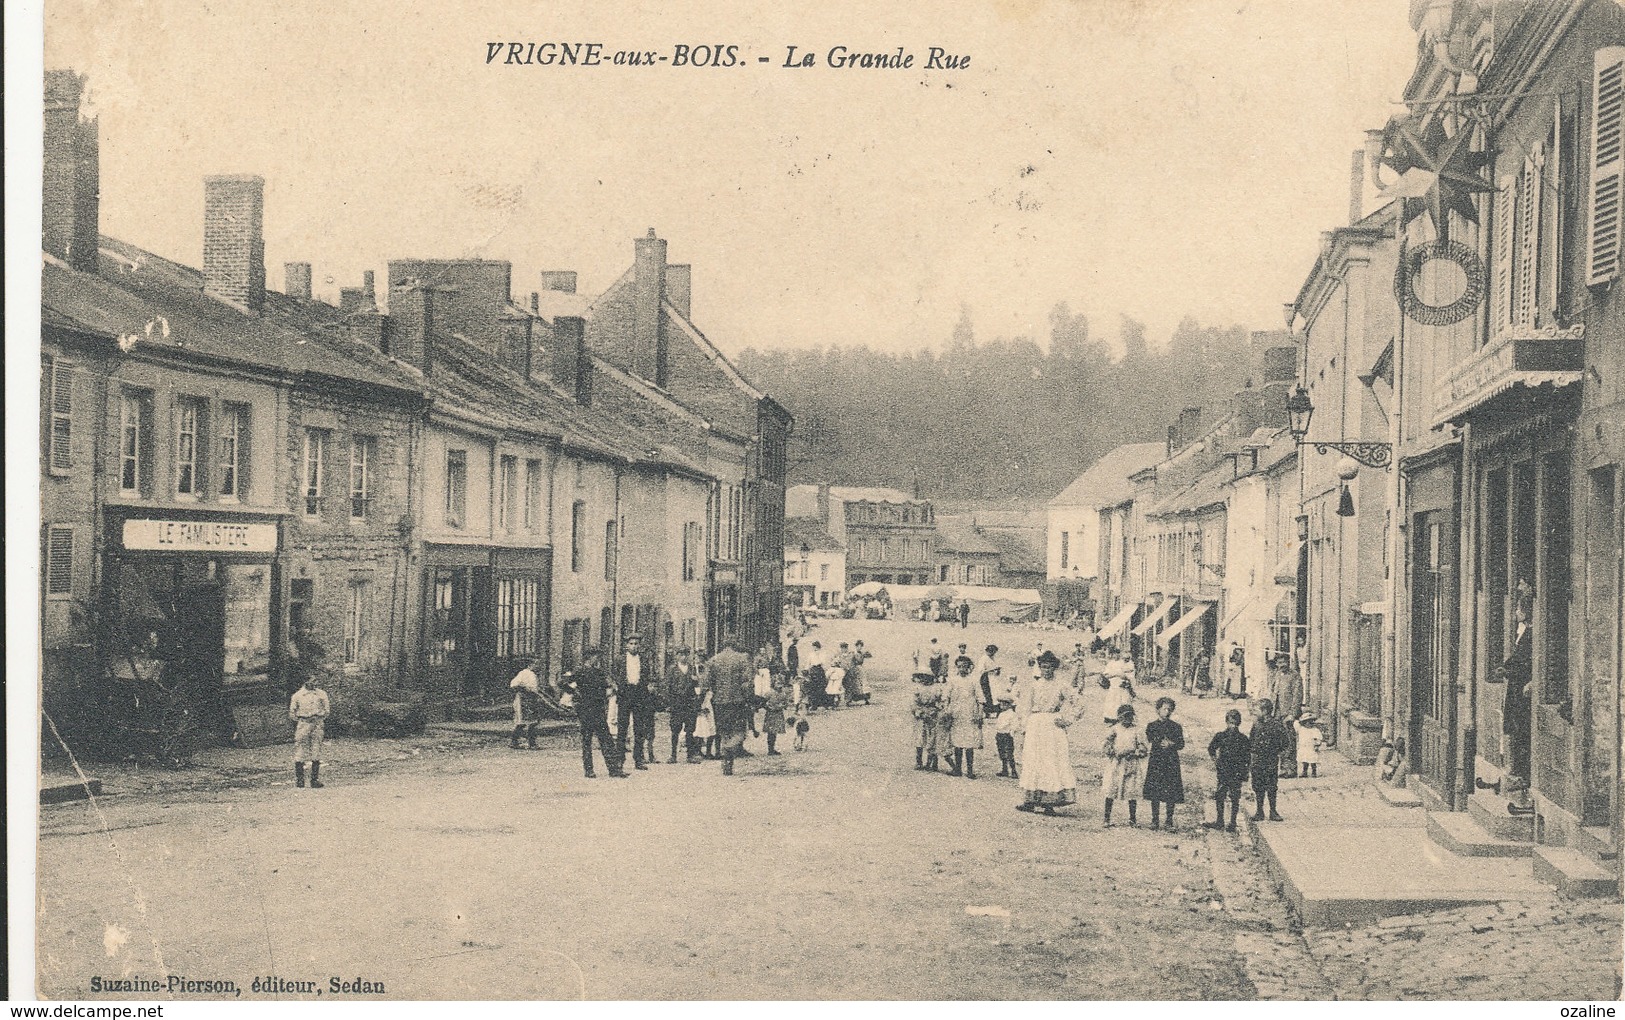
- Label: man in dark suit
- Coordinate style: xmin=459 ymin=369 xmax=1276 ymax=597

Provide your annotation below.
xmin=662 ymin=646 xmax=703 ymax=764
xmin=613 ymin=633 xmax=652 ymax=769
xmin=562 ymin=647 xmax=625 ymax=779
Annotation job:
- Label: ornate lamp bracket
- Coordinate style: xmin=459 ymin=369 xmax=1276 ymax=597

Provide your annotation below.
xmin=1309 ymin=441 xmax=1393 ymax=470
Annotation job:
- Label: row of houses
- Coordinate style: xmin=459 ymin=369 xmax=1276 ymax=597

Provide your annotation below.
xmin=1051 ymin=0 xmax=1625 ymax=895
xmin=39 ymin=69 xmax=790 ymax=742
xmin=781 ymin=484 xmax=1044 ymax=607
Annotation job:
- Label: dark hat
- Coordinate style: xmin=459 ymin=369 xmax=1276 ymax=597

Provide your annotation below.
xmin=912 ymin=671 xmax=937 ymax=683
xmin=1116 ymin=703 xmax=1136 ymax=720
xmin=954 ymin=655 xmax=975 ymax=668
xmin=1036 ymin=650 xmax=1062 ymax=667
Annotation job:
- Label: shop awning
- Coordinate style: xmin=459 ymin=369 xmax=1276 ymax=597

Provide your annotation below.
xmin=1130 ymin=598 xmax=1178 ymax=636
xmin=1271 ymin=539 xmax=1303 ymax=586
xmin=1157 ymin=601 xmax=1213 ymax=648
xmin=1097 ymin=601 xmax=1138 ymax=636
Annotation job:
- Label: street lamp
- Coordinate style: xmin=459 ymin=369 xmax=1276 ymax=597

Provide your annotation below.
xmin=1282 ymin=385 xmax=1393 ymax=470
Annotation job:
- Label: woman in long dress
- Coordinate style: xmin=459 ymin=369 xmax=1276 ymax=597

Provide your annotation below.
xmin=1017 ymin=650 xmax=1078 ymax=815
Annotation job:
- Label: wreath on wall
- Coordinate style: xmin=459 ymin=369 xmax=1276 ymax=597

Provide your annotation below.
xmin=1393 ymin=238 xmax=1486 ymax=326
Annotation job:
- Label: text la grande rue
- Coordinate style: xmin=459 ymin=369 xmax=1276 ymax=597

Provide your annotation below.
xmin=784 ymin=46 xmax=969 ymax=70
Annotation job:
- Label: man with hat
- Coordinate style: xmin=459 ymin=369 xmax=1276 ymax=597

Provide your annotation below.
xmin=704 ymin=641 xmax=754 ymax=775
xmin=613 ymin=633 xmax=653 ymax=769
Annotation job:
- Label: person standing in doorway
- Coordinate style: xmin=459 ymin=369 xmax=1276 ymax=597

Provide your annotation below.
xmin=614 ymin=634 xmax=651 ymax=770
xmin=1224 ymin=640 xmax=1247 ymax=698
xmin=289 ymin=671 xmax=330 ymax=789
xmin=1499 ymin=597 xmax=1534 ymax=784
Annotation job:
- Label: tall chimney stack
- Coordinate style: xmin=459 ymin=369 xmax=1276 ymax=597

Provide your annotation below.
xmin=284 ymin=262 xmax=312 ymax=301
xmin=203 ymin=174 xmax=266 ymax=312
xmin=362 ymin=270 xmax=377 ymax=310
xmin=633 ymin=229 xmax=668 ymax=386
xmin=666 ymin=264 xmax=692 ymax=319
xmin=43 ymin=70 xmax=100 ymax=273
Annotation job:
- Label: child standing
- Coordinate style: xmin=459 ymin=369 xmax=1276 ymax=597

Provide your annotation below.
xmin=763 ymin=679 xmax=792 ymax=755
xmin=1102 ymin=703 xmax=1150 ymax=826
xmin=911 ymin=670 xmax=944 ymax=770
xmin=289 ymin=672 xmax=331 ymax=789
xmin=1142 ymin=696 xmax=1186 ymax=830
xmin=1249 ymin=699 xmax=1290 ymax=821
xmin=693 ymin=686 xmax=717 ymax=759
xmin=1295 ymin=712 xmax=1323 ymax=777
xmin=1205 ymin=708 xmax=1250 ymax=831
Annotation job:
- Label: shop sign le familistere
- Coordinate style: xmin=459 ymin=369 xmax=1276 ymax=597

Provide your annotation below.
xmin=122 ymin=519 xmax=277 ymax=553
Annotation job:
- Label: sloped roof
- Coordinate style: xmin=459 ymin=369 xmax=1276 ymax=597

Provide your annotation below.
xmin=933 ymin=516 xmax=1004 ymax=555
xmin=784 ymin=516 xmax=844 ymax=552
xmin=43 ymin=240 xmax=417 ymax=395
xmin=984 ymin=529 xmax=1046 ymax=574
xmin=785 ymin=484 xmax=924 ymax=517
xmin=1147 ymin=460 xmax=1233 ymax=518
xmin=1048 ymin=443 xmax=1166 ymax=510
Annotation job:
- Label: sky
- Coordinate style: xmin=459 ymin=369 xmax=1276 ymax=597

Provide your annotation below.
xmin=42 ymin=0 xmax=1420 ymax=356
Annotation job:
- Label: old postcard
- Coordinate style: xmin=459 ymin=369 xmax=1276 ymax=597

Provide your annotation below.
xmin=14 ymin=0 xmax=1625 ymax=1005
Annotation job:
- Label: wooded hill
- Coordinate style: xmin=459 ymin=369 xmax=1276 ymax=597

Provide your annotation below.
xmin=738 ymin=308 xmax=1277 ymax=502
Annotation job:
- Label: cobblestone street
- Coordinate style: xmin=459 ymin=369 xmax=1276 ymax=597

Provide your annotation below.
xmin=34 ymin=619 xmax=1623 ymax=1000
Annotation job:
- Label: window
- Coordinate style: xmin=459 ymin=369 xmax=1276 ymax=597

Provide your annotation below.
xmin=857 ymin=537 xmax=871 ymax=561
xmin=303 ymin=428 xmax=329 ymax=516
xmin=219 ymin=403 xmax=247 ymax=499
xmin=497 ymin=577 xmax=541 ymax=658
xmin=524 ymin=459 xmax=543 ymax=533
xmin=175 ymin=397 xmax=204 ymax=497
xmin=880 ymin=538 xmax=892 ymax=562
xmin=344 ymin=579 xmax=368 ymax=665
xmin=444 ymin=449 xmax=467 ymax=528
xmin=118 ymin=391 xmax=150 ymax=494
xmin=571 ymin=500 xmax=587 ymax=572
xmin=604 ymin=520 xmax=618 ymax=581
xmin=497 ymin=455 xmax=518 ymax=532
xmin=820 ymin=563 xmax=829 ymax=581
xmin=43 ymin=356 xmax=73 ymax=472
xmin=940 ymin=564 xmax=950 ymax=582
xmin=349 ymin=436 xmax=375 ymax=519
xmin=683 ymin=521 xmax=702 ymax=581
xmin=1060 ymin=531 xmax=1070 ymax=570
xmin=45 ymin=526 xmax=73 ymax=597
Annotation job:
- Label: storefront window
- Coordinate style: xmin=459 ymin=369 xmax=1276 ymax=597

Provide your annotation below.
xmin=221 ymin=564 xmax=271 ymax=685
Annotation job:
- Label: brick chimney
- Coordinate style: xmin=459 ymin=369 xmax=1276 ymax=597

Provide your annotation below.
xmin=1231 ymin=381 xmax=1262 ymax=439
xmin=540 ymin=270 xmax=577 ymax=294
xmin=816 ymin=483 xmax=832 ymax=530
xmin=284 ymin=262 xmax=312 ymax=301
xmin=388 ymin=259 xmax=510 ymax=355
xmin=633 ymin=229 xmax=668 ymax=386
xmin=384 ymin=281 xmax=437 ymax=373
xmin=339 ymin=288 xmax=364 ymax=315
xmin=203 ymin=175 xmax=266 ymax=312
xmin=551 ymin=316 xmax=591 ymax=404
xmin=43 ymin=70 xmax=99 ymax=273
xmin=666 ymin=264 xmax=692 ymax=319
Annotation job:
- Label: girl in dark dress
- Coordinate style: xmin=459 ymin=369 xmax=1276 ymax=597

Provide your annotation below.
xmin=1143 ymin=696 xmax=1186 ymax=831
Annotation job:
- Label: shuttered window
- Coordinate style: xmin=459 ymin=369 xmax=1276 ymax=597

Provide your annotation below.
xmin=1587 ymin=46 xmax=1625 ymax=286
xmin=45 ymin=526 xmax=74 ymax=597
xmin=1516 ymin=148 xmax=1542 ymax=325
xmin=43 ymin=356 xmax=74 ymax=471
xmin=1494 ymin=171 xmax=1517 ymax=329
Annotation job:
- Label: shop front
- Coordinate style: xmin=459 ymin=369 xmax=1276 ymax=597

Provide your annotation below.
xmin=421 ymin=544 xmax=553 ymax=702
xmin=103 ymin=508 xmax=284 ymax=743
xmin=1399 ymin=447 xmax=1462 ymax=806
xmin=706 ymin=564 xmax=740 ymax=655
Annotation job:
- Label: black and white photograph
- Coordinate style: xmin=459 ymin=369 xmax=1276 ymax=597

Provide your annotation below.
xmin=10 ymin=0 xmax=1625 ymax=1005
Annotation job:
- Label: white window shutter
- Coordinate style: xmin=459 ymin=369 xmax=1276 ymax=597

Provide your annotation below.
xmin=1586 ymin=46 xmax=1625 ymax=286
xmin=1495 ymin=172 xmax=1517 ymax=328
xmin=1546 ymin=101 xmax=1564 ymax=320
xmin=1518 ymin=152 xmax=1542 ymax=325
